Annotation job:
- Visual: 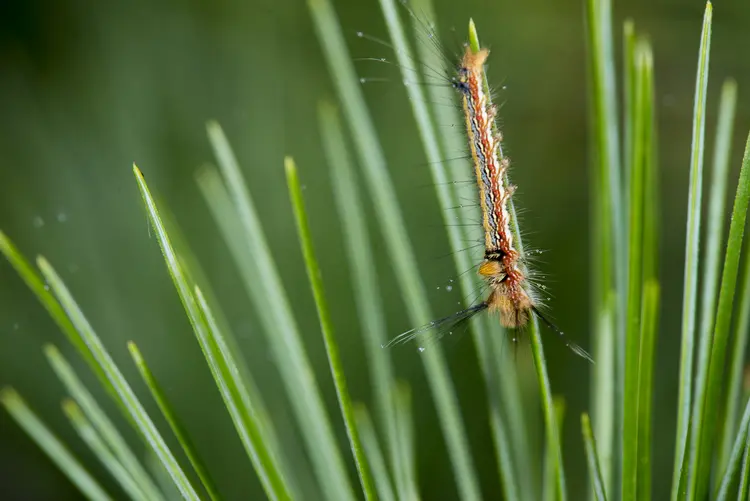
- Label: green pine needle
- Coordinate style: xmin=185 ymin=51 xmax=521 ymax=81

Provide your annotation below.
xmin=127 ymin=342 xmax=222 ymax=501
xmin=1 ymin=388 xmax=113 ymax=501
xmin=318 ymin=101 xmax=400 ymax=499
xmin=285 ymin=156 xmax=377 ymax=500
xmin=44 ymin=344 xmax=164 ymax=501
xmin=354 ymin=404 xmax=397 ymax=501
xmin=133 ymin=164 xmax=292 ymax=501
xmin=689 ymin=132 xmax=750 ymax=501
xmin=582 ymin=413 xmax=609 ymax=501
xmin=716 ymin=397 xmax=750 ymax=500
xmin=62 ymin=399 xmax=146 ymax=501
xmin=674 ymin=3 xmax=713 ymax=499
xmin=586 ymin=0 xmax=622 ymax=493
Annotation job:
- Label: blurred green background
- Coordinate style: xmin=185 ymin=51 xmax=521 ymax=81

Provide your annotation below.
xmin=1 ymin=0 xmax=749 ymax=499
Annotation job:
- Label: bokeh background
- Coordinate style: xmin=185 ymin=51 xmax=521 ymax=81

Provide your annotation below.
xmin=1 ymin=0 xmax=749 ymax=499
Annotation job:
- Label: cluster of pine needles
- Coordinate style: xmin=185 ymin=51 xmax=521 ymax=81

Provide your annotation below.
xmin=2 ymin=0 xmax=750 ymax=500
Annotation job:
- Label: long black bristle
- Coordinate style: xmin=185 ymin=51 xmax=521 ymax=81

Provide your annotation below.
xmin=385 ymin=302 xmax=489 ymax=349
xmin=531 ymin=306 xmax=594 ymax=363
